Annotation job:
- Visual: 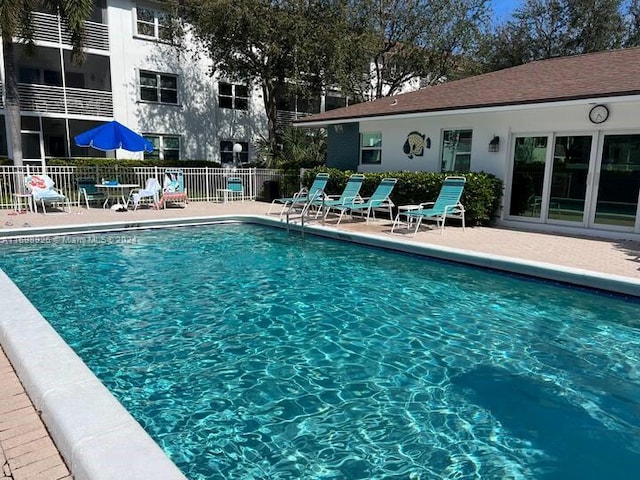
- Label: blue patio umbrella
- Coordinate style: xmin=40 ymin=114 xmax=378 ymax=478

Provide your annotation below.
xmin=74 ymin=120 xmax=154 ymax=153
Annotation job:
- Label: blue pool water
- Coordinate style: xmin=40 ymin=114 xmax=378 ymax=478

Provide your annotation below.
xmin=1 ymin=224 xmax=639 ymax=479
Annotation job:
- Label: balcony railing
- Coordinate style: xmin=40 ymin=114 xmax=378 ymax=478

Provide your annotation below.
xmin=276 ymin=110 xmax=312 ymax=133
xmin=17 ymin=83 xmax=113 ymax=117
xmin=30 ymin=11 xmax=109 ymax=51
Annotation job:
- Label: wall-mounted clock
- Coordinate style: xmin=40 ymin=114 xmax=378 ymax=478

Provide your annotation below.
xmin=589 ymin=104 xmax=609 ymax=124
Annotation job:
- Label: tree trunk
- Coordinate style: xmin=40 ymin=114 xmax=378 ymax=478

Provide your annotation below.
xmin=262 ymin=80 xmax=278 ymax=148
xmin=2 ymin=34 xmax=23 ymax=167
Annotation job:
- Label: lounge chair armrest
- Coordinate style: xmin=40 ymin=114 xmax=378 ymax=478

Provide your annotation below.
xmin=348 ymin=197 xmax=366 ymax=206
xmin=419 ymin=201 xmax=435 ymax=208
xmin=443 ymin=203 xmax=465 ymax=214
xmin=338 ymin=195 xmax=361 ymax=205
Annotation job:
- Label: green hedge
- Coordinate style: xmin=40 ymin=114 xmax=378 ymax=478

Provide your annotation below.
xmin=45 ymin=158 xmax=222 ymax=168
xmin=303 ymin=168 xmax=504 ymax=226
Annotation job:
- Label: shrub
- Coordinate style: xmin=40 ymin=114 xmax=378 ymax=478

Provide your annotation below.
xmin=46 ymin=157 xmax=221 ymax=168
xmin=302 ymin=168 xmax=503 ymax=226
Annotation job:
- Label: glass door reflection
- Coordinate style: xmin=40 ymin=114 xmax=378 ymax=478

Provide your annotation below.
xmin=508 ymin=136 xmax=548 ymax=218
xmin=547 ymin=135 xmax=593 ymax=222
xmin=594 ymin=134 xmax=640 ymax=228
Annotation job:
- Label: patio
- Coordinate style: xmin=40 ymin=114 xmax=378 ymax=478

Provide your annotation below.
xmin=0 ymin=200 xmax=639 ymax=480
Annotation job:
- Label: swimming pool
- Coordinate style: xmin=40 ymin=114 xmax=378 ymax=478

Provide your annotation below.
xmin=1 ymin=224 xmax=639 ymax=479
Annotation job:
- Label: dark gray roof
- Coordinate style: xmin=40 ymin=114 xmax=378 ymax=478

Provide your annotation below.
xmin=295 ymin=47 xmax=640 ymax=125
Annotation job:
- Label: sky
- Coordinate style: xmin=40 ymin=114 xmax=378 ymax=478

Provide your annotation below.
xmin=491 ymin=0 xmax=523 ymax=22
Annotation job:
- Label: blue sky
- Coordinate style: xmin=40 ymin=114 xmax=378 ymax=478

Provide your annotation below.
xmin=491 ymin=0 xmax=523 ymax=21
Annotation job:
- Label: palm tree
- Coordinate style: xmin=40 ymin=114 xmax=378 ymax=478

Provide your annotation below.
xmin=1 ymin=0 xmax=94 ymax=166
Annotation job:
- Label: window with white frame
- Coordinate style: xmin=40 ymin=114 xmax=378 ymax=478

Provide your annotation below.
xmin=139 ymin=71 xmax=178 ymax=104
xmin=220 ymin=141 xmax=249 ymax=165
xmin=360 ymin=132 xmax=382 ymax=165
xmin=135 ymin=4 xmax=171 ymax=40
xmin=144 ymin=135 xmax=180 ymax=161
xmin=441 ymin=129 xmax=472 ymax=172
xmin=218 ymin=82 xmax=249 ymax=110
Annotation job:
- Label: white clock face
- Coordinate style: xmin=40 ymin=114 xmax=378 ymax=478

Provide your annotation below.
xmin=589 ymin=105 xmax=609 ymax=124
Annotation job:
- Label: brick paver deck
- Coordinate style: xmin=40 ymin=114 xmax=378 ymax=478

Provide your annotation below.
xmin=0 ymin=201 xmax=638 ymax=479
xmin=0 ymin=347 xmax=71 ymax=480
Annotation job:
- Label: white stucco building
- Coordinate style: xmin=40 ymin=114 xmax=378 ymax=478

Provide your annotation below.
xmin=0 ymin=0 xmax=271 ymax=164
xmin=295 ymin=48 xmax=640 ymax=240
xmin=0 ymin=0 xmax=364 ymax=165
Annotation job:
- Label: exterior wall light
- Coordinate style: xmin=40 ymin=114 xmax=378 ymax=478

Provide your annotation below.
xmin=489 ymin=135 xmax=500 ymax=152
xmin=233 ymin=143 xmax=243 ymax=166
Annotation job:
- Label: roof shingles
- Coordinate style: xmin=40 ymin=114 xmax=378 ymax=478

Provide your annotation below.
xmin=296 ymin=47 xmax=640 ymax=124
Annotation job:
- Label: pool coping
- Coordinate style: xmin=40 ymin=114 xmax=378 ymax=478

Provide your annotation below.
xmin=0 ymin=215 xmax=638 ymax=479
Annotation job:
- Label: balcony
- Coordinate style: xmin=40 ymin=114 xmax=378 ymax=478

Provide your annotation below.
xmin=30 ymin=11 xmax=109 ymax=52
xmin=276 ymin=110 xmax=312 ymax=133
xmin=17 ymin=83 xmax=113 ymax=117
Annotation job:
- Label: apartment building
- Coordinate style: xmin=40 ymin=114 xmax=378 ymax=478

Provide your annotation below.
xmin=0 ymin=0 xmax=370 ymax=166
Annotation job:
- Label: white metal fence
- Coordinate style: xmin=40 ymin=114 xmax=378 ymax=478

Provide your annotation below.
xmin=0 ymin=165 xmax=300 ymax=209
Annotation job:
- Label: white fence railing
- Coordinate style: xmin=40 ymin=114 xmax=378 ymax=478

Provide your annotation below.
xmin=0 ymin=165 xmax=300 ymax=209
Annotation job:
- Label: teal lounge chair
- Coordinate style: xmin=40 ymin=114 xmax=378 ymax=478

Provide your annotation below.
xmin=221 ymin=177 xmax=244 ymax=202
xmin=391 ymin=176 xmax=466 ymax=235
xmin=77 ymin=178 xmax=107 ymax=209
xmin=313 ymin=173 xmax=365 ymax=218
xmin=25 ymin=174 xmax=71 ymax=214
xmin=268 ymin=172 xmax=330 ymax=218
xmin=332 ymin=177 xmax=397 ymax=224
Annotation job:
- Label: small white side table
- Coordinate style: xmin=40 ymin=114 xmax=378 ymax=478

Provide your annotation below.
xmin=397 ymin=204 xmax=421 ymax=227
xmin=13 ymin=193 xmax=32 ymax=214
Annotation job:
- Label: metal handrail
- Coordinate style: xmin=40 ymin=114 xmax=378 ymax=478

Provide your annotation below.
xmin=284 ymin=188 xmax=326 ymax=237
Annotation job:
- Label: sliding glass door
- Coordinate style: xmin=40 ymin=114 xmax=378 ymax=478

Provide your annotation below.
xmin=508 ymin=136 xmax=548 ymax=218
xmin=593 ymin=134 xmax=640 ymax=228
xmin=508 ymin=132 xmax=640 ymax=232
xmin=546 ymin=135 xmax=593 ymax=223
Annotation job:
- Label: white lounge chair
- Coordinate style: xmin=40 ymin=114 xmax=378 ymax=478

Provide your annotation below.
xmin=129 ymin=177 xmax=161 ymax=210
xmin=25 ymin=174 xmax=71 ymax=214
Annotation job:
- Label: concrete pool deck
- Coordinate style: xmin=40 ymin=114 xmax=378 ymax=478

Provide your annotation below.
xmin=0 ymin=200 xmax=639 ymax=479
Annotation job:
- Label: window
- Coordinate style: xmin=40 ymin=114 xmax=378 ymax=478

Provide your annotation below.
xmin=441 ymin=129 xmax=472 ymax=172
xmin=19 ymin=67 xmax=40 ymax=84
xmin=65 ymin=72 xmax=85 ymax=89
xmin=18 ymin=68 xmax=63 ymax=86
xmin=325 ymin=92 xmax=347 ymax=111
xmin=143 ymin=135 xmax=180 ymax=161
xmin=361 ymin=132 xmax=382 ymax=165
xmin=218 ymin=82 xmax=249 ymax=110
xmin=220 ymin=141 xmax=249 ymax=165
xmin=136 ymin=5 xmax=171 ymax=40
xmin=139 ymin=71 xmax=178 ymax=104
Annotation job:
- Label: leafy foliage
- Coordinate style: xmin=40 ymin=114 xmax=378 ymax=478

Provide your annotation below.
xmin=46 ymin=157 xmax=221 ymax=168
xmin=481 ymin=0 xmax=629 ymax=70
xmin=256 ymin=127 xmax=326 ymax=171
xmin=176 ymin=0 xmax=348 ymax=145
xmin=316 ymin=0 xmax=492 ymax=99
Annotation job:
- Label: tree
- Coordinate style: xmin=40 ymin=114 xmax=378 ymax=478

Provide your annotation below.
xmin=342 ymin=0 xmax=491 ymax=99
xmin=1 ymin=0 xmax=94 ymax=166
xmin=257 ymin=126 xmax=326 ymax=169
xmin=177 ymin=0 xmax=350 ymax=148
xmin=482 ymin=0 xmax=625 ymax=71
xmin=625 ymin=0 xmax=640 ymax=46
xmin=565 ymin=0 xmax=624 ymax=53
